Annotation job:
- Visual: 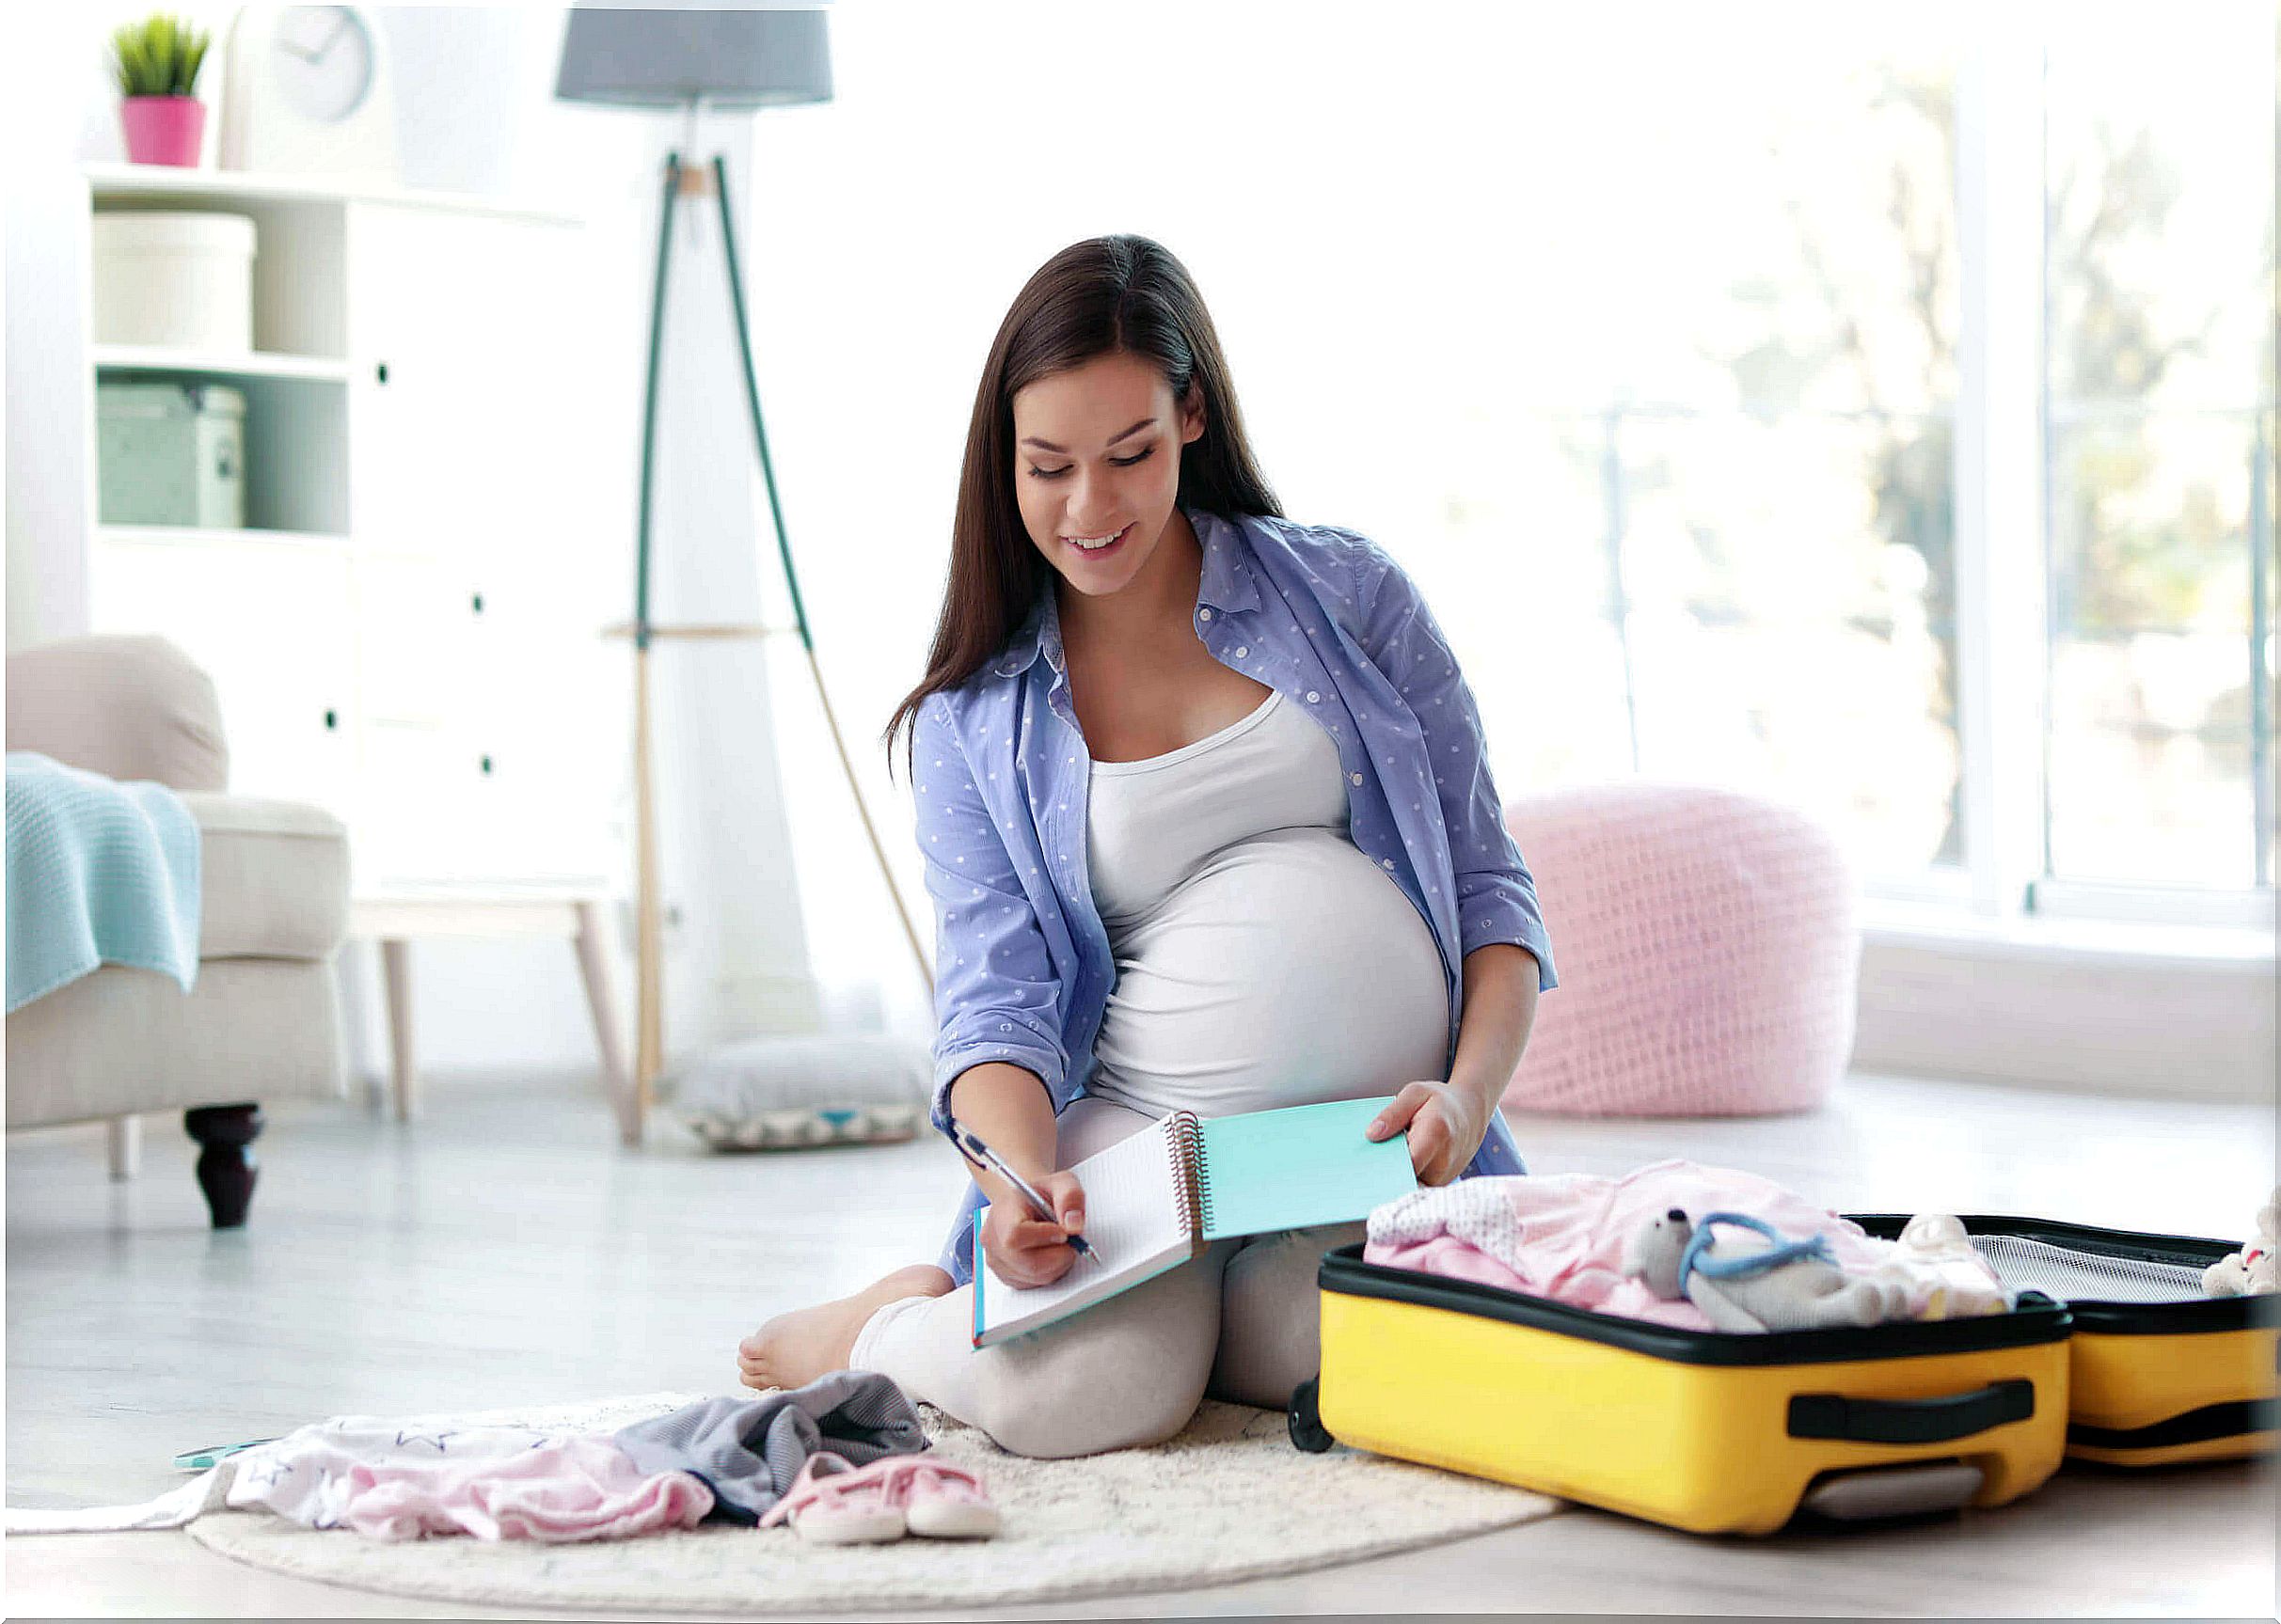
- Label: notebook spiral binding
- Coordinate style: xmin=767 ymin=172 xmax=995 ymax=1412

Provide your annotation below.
xmin=1170 ymin=1112 xmax=1210 ymax=1238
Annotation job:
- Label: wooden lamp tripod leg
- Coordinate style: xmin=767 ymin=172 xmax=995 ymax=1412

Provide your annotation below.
xmin=626 ymin=150 xmax=685 ymax=1147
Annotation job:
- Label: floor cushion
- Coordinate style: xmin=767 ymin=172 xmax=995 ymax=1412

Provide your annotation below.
xmin=1501 ymin=781 xmax=1859 ymax=1115
xmin=669 ymin=1032 xmax=929 ymax=1150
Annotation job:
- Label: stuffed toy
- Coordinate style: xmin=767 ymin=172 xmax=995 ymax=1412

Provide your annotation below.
xmin=2203 ymin=1189 xmax=2280 ymax=1297
xmin=1623 ymin=1207 xmax=1909 ymax=1332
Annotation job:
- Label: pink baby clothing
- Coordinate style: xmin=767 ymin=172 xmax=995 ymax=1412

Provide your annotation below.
xmin=1364 ymin=1159 xmax=1943 ymax=1331
xmin=5 ymin=1417 xmax=713 ymax=1541
xmin=230 ymin=1420 xmax=716 ymax=1542
xmin=7 ymin=1380 xmax=937 ymax=1542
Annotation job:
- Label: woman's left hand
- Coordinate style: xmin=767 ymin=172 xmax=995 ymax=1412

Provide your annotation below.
xmin=1365 ymin=1080 xmax=1488 ymax=1187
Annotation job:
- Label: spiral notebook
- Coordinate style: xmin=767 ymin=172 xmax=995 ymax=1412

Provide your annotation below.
xmin=971 ymin=1095 xmax=1416 ymax=1348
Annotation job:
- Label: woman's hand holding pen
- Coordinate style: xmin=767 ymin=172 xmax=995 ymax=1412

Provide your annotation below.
xmin=978 ymin=1167 xmax=1088 ymax=1288
xmin=945 ymin=1062 xmax=1096 ymax=1285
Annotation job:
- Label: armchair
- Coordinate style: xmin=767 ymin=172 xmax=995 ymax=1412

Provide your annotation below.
xmin=5 ymin=634 xmax=351 ymax=1225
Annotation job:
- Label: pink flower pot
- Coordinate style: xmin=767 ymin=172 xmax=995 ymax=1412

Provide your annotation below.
xmin=119 ymin=96 xmax=206 ymax=166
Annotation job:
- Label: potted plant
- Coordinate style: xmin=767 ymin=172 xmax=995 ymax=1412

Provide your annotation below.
xmin=111 ymin=13 xmax=212 ymax=167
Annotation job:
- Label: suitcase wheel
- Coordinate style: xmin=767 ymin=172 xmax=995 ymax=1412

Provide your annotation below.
xmin=1289 ymin=1376 xmax=1333 ymax=1453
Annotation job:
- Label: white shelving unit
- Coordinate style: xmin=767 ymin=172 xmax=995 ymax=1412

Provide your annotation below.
xmin=73 ymin=163 xmax=632 ymax=1128
xmin=94 ymin=522 xmax=349 ymax=546
xmin=80 ymin=160 xmax=582 ymax=218
xmin=92 ymin=344 xmax=353 ymax=382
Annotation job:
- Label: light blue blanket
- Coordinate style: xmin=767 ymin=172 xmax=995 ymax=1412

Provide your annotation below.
xmin=5 ymin=751 xmax=201 ymax=1015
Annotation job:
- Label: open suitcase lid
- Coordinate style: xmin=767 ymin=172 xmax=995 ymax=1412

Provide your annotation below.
xmin=1850 ymin=1214 xmax=2280 ymax=1336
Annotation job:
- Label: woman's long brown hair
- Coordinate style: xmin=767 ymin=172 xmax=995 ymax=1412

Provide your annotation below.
xmin=879 ymin=234 xmax=1283 ymax=781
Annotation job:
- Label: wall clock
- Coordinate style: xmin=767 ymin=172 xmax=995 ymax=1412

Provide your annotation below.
xmin=217 ymin=5 xmax=400 ymax=182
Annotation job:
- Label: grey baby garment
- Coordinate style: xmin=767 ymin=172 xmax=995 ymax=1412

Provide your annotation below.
xmin=611 ymin=1370 xmax=927 ymax=1525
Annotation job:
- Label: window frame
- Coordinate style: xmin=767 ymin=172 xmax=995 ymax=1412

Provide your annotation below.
xmin=1861 ymin=17 xmax=2276 ymax=939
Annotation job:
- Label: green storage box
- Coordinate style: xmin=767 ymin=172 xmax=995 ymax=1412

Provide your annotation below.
xmin=96 ymin=380 xmax=246 ymax=528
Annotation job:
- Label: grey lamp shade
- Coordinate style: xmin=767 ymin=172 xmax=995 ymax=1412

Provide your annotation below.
xmin=555 ymin=7 xmax=832 ymax=109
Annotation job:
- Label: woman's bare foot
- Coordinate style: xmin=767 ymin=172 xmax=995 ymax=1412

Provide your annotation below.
xmin=737 ymin=1264 xmax=953 ymax=1391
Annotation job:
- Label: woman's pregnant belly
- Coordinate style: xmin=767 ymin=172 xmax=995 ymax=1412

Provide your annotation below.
xmin=1087 ymin=827 xmax=1451 ymax=1120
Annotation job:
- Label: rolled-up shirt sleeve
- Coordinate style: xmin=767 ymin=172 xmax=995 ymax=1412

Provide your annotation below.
xmin=913 ymin=694 xmax=1070 ymax=1133
xmin=1358 ymin=546 xmax=1558 ymax=992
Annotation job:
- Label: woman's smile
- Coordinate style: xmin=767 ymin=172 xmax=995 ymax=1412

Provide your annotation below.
xmin=1066 ymin=523 xmax=1133 ymax=559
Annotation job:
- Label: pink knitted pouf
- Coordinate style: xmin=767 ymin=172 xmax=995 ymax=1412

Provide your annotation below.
xmin=1503 ymin=782 xmax=1860 ymax=1116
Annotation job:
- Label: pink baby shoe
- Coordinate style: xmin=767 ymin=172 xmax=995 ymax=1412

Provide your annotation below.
xmin=874 ymin=1456 xmax=1000 ymax=1539
xmin=758 ymin=1452 xmax=1001 ymax=1544
xmin=757 ymin=1451 xmax=906 ymax=1545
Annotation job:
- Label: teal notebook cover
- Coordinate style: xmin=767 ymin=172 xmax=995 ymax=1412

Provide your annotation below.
xmin=1196 ymin=1095 xmax=1417 ymax=1240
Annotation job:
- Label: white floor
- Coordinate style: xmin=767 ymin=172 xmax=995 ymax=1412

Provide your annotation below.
xmin=6 ymin=1064 xmax=2275 ymax=1618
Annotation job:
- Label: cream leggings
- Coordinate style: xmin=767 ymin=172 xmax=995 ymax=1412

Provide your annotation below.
xmin=847 ymin=1096 xmax=1361 ymax=1459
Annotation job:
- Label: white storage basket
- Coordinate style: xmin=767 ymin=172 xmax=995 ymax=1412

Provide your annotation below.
xmin=90 ymin=211 xmax=258 ymax=352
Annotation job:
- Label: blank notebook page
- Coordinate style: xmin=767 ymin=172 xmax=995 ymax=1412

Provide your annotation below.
xmin=975 ymin=1115 xmax=1193 ymax=1339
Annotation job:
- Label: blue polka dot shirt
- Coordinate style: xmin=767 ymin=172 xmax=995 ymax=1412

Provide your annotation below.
xmin=912 ymin=504 xmax=1558 ymax=1285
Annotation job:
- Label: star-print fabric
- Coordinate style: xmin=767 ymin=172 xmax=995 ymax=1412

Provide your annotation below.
xmin=911 ymin=504 xmax=1559 ymax=1285
xmin=212 ymin=1417 xmax=712 ymax=1541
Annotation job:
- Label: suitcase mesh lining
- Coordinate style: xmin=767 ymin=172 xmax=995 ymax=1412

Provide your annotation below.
xmin=1971 ymin=1234 xmax=2208 ymax=1303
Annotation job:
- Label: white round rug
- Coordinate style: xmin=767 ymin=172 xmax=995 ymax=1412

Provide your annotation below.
xmin=187 ymin=1390 xmax=1560 ymax=1612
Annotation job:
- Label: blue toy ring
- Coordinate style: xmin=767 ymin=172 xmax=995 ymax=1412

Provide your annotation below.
xmin=1676 ymin=1210 xmax=1837 ymax=1297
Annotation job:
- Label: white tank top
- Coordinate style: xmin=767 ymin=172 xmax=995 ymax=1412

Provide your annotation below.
xmin=1083 ymin=686 xmax=1449 ymax=1120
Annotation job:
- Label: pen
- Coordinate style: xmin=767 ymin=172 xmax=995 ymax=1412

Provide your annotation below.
xmin=947 ymin=1118 xmax=1098 ymax=1263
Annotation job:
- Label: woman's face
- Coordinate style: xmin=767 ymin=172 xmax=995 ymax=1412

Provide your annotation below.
xmin=1010 ymin=351 xmax=1206 ymax=601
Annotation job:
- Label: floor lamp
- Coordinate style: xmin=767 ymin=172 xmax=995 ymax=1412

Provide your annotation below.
xmin=556 ymin=8 xmax=933 ymax=1146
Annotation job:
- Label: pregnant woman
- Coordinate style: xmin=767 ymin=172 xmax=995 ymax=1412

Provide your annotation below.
xmin=739 ymin=235 xmax=1556 ymax=1458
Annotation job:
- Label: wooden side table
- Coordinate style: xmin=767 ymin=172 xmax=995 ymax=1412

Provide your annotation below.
xmin=349 ymin=884 xmax=639 ymax=1145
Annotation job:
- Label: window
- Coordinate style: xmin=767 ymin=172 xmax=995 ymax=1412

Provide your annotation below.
xmin=2038 ymin=4 xmax=2276 ymax=906
xmin=1369 ymin=20 xmax=1971 ymax=887
xmin=1398 ymin=7 xmax=2276 ymax=928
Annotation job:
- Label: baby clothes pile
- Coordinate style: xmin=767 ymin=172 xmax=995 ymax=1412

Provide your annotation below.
xmin=1365 ymin=1159 xmax=2012 ymax=1332
xmin=8 ymin=1370 xmax=928 ymax=1543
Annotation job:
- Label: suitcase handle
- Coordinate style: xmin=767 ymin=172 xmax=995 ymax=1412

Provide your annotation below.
xmin=1788 ymin=1379 xmax=2034 ymax=1445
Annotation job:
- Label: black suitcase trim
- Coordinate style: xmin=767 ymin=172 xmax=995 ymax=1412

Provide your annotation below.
xmin=2067 ymin=1397 xmax=2280 ymax=1451
xmin=1851 ymin=1214 xmax=2273 ymax=1335
xmin=1316 ymin=1243 xmax=2072 ymax=1368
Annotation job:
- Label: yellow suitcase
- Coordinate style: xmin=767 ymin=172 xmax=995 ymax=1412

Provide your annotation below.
xmin=1292 ymin=1240 xmax=2073 ymax=1536
xmin=1856 ymin=1215 xmax=2279 ymax=1468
